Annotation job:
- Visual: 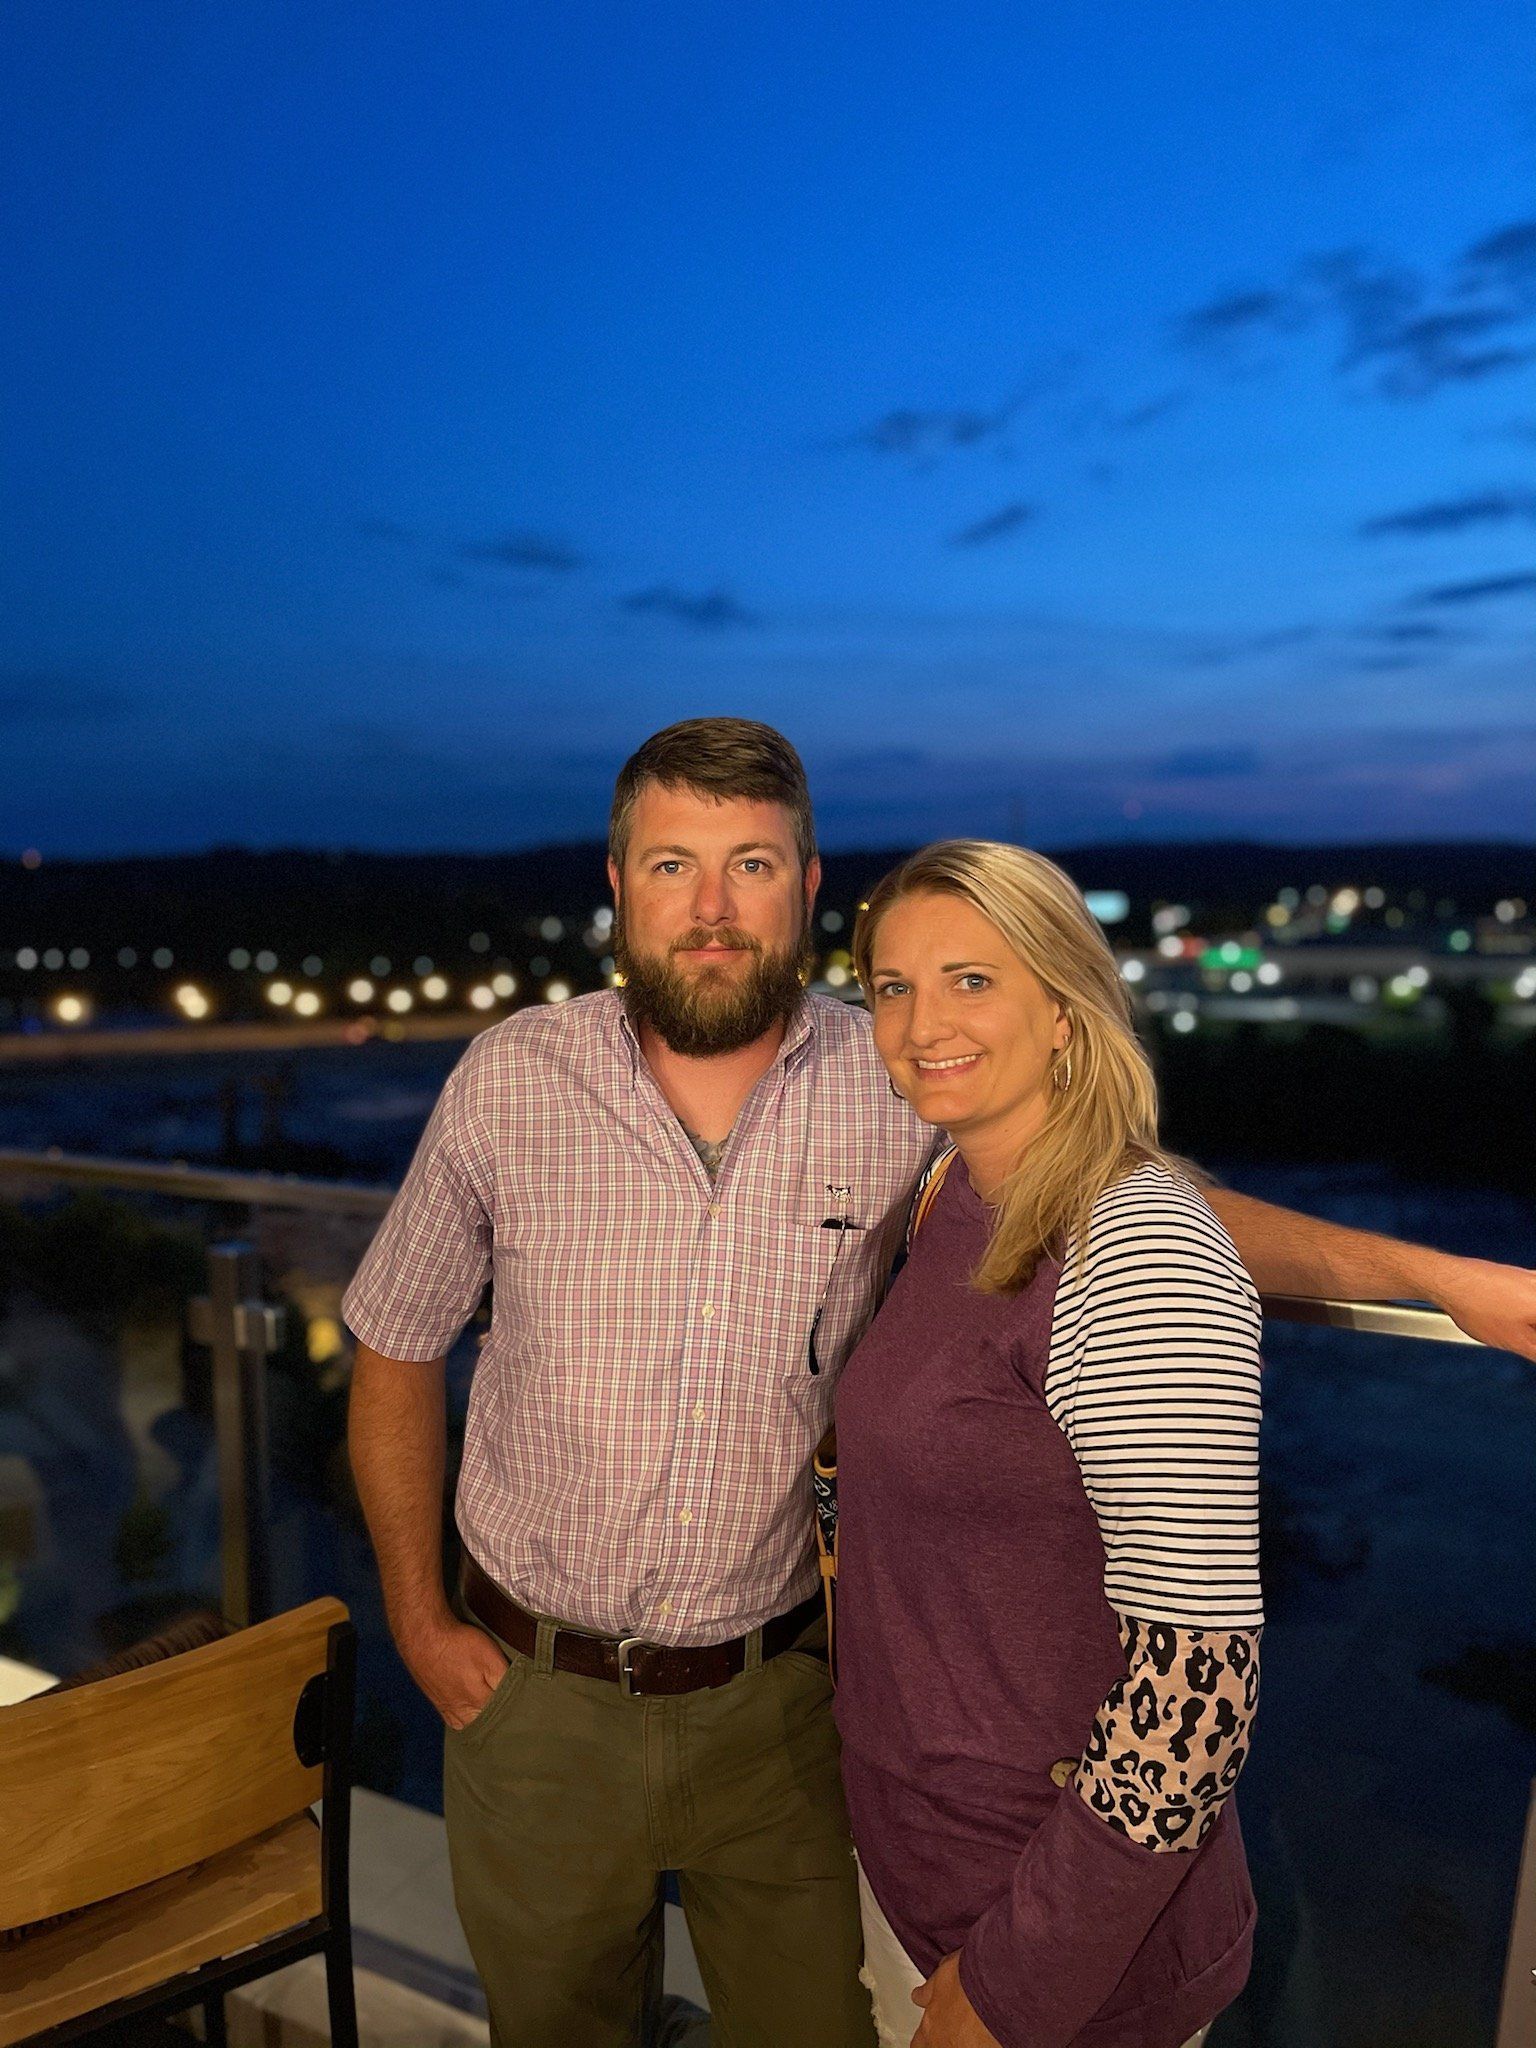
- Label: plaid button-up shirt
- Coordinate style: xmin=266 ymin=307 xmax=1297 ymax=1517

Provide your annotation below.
xmin=342 ymin=990 xmax=936 ymax=1645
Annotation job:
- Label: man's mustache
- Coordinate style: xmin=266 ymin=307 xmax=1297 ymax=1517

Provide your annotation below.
xmin=670 ymin=928 xmax=760 ymax=956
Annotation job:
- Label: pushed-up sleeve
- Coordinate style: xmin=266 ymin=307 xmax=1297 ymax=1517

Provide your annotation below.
xmin=341 ymin=1050 xmax=494 ymax=1362
xmin=959 ymin=1170 xmax=1263 ymax=2048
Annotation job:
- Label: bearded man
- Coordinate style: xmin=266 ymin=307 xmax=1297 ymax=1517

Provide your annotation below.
xmin=344 ymin=717 xmax=1536 ymax=2048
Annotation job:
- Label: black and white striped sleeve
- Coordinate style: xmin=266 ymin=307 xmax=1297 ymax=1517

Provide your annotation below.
xmin=1045 ymin=1166 xmax=1264 ymax=1630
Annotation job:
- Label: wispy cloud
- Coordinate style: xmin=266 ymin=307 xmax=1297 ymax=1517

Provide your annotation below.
xmin=620 ymin=585 xmax=761 ymax=629
xmin=1174 ymin=223 xmax=1536 ymax=400
xmin=827 ymin=368 xmax=1072 ymax=465
xmin=1109 ymin=392 xmax=1188 ymax=432
xmin=463 ymin=532 xmax=586 ymax=572
xmin=1460 ymin=218 xmax=1536 ymax=300
xmin=1360 ymin=489 xmax=1536 ymax=537
xmin=949 ymin=502 xmax=1037 ymax=547
xmin=1410 ymin=569 xmax=1536 ymax=606
xmin=1176 ymin=288 xmax=1303 ymax=347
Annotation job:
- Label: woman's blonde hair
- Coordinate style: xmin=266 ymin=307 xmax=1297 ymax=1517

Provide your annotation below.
xmin=853 ymin=838 xmax=1185 ymax=1295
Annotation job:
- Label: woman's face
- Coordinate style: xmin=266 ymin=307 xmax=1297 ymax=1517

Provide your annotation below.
xmin=868 ymin=891 xmax=1069 ymax=1148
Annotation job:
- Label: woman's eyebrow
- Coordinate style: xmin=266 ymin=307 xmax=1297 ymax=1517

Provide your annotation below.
xmin=940 ymin=959 xmax=999 ymax=972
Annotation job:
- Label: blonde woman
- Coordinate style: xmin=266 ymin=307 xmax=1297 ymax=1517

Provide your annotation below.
xmin=833 ymin=841 xmax=1262 ymax=2048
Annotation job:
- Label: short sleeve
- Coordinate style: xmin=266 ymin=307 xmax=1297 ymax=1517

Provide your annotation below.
xmin=341 ymin=1051 xmax=494 ymax=1361
xmin=1046 ymin=1169 xmax=1264 ymax=1630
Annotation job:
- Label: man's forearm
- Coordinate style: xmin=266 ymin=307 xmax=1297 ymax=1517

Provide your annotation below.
xmin=1204 ymin=1187 xmax=1448 ymax=1303
xmin=349 ymin=1343 xmax=454 ymax=1641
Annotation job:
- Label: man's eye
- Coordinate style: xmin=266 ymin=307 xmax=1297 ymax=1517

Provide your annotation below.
xmin=740 ymin=858 xmax=768 ymax=874
xmin=654 ymin=861 xmax=683 ymax=875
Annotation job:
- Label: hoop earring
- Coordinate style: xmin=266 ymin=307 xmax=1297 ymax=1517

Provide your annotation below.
xmin=889 ymin=1077 xmax=905 ymax=1101
xmin=1052 ymin=1047 xmax=1073 ymax=1093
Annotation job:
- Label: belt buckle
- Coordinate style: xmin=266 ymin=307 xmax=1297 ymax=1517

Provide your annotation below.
xmin=615 ymin=1635 xmax=647 ymax=1697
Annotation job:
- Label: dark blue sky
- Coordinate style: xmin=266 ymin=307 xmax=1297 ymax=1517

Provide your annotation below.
xmin=4 ymin=1 xmax=1534 ymax=855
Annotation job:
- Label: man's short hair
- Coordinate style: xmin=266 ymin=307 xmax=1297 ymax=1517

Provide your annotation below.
xmin=609 ymin=717 xmax=817 ymax=874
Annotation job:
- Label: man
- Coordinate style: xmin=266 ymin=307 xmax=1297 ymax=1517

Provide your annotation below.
xmin=344 ymin=717 xmax=1536 ymax=2048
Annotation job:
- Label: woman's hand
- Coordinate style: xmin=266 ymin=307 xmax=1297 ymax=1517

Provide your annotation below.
xmin=912 ymin=1953 xmax=1002 ymax=2048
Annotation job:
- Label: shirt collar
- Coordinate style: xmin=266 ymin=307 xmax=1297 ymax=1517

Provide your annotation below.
xmin=611 ymin=988 xmax=819 ymax=1080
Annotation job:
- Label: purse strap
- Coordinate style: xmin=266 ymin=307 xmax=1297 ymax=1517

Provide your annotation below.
xmin=813 ymin=1144 xmax=960 ymax=1680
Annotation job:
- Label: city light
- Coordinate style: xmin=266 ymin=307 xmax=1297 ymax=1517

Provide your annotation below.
xmin=1152 ymin=905 xmax=1190 ymax=936
xmin=302 ymin=954 xmax=323 ymax=976
xmin=152 ymin=948 xmax=174 ymax=969
xmin=422 ymin=974 xmax=449 ymax=1001
xmin=54 ymin=994 xmax=89 ymax=1025
xmin=413 ymin=956 xmax=434 ymax=976
xmin=68 ymin=948 xmax=89 ymax=969
xmin=491 ymin=972 xmax=517 ymax=998
xmin=1256 ymin=961 xmax=1282 ymax=986
xmin=825 ymin=964 xmax=849 ymax=987
xmin=15 ymin=949 xmax=36 ymax=970
xmin=255 ymin=950 xmax=278 ymax=972
xmin=469 ymin=985 xmax=495 ymax=1010
xmin=174 ymin=984 xmax=210 ymax=1019
xmin=469 ymin=931 xmax=491 ymax=952
xmin=546 ymin=980 xmax=572 ymax=1002
xmin=43 ymin=949 xmax=63 ymax=969
xmin=228 ymin=948 xmax=251 ymax=969
xmin=386 ymin=988 xmax=413 ymax=1013
xmin=1120 ymin=958 xmax=1146 ymax=983
xmin=1085 ymin=891 xmax=1129 ymax=925
xmin=370 ymin=956 xmax=391 ymax=976
xmin=348 ymin=978 xmax=374 ymax=1002
xmin=1170 ymin=1009 xmax=1197 ymax=1034
xmin=820 ymin=910 xmax=844 ymax=933
xmin=1514 ymin=968 xmax=1536 ymax=999
xmin=293 ymin=989 xmax=322 ymax=1017
xmin=540 ymin=917 xmax=563 ymax=941
xmin=117 ymin=948 xmax=137 ymax=967
xmin=267 ymin=981 xmax=294 ymax=1006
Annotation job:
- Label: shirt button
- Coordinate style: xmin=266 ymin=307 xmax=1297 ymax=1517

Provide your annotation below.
xmin=700 ymin=1303 xmax=716 ymax=1320
xmin=691 ymin=1403 xmax=705 ymax=1422
xmin=660 ymin=1598 xmax=673 ymax=1615
xmin=708 ymin=1203 xmax=721 ymax=1217
xmin=679 ymin=1509 xmax=694 ymax=1525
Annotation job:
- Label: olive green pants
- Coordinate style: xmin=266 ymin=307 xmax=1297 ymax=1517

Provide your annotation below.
xmin=442 ymin=1607 xmax=876 ymax=2048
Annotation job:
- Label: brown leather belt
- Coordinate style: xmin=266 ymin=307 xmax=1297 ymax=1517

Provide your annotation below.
xmin=459 ymin=1552 xmax=823 ymax=1696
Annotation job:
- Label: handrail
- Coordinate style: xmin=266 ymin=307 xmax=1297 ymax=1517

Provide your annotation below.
xmin=0 ymin=1146 xmax=1492 ymax=1347
xmin=0 ymin=1147 xmax=394 ymax=1216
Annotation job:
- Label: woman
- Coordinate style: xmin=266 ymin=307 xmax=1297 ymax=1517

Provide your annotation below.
xmin=833 ymin=840 xmax=1263 ymax=2048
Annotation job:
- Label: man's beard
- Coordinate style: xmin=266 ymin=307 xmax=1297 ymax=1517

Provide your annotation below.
xmin=613 ymin=912 xmax=811 ymax=1057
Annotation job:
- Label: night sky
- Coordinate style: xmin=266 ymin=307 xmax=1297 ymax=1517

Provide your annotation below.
xmin=4 ymin=2 xmax=1534 ymax=856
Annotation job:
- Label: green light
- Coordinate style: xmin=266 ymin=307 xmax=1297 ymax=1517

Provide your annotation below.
xmin=1200 ymin=943 xmax=1262 ymax=972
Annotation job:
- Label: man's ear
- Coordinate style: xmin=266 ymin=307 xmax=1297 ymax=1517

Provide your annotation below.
xmin=803 ymin=854 xmax=822 ymax=920
xmin=606 ymin=855 xmax=621 ymax=905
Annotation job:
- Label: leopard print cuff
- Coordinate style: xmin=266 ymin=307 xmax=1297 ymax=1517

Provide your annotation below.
xmin=1071 ymin=1614 xmax=1261 ymax=1852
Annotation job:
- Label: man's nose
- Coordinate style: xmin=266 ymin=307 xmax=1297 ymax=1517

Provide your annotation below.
xmin=690 ymin=868 xmax=738 ymax=924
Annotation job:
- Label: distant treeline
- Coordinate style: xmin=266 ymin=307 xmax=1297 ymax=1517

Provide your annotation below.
xmin=3 ymin=839 xmax=1534 ymax=957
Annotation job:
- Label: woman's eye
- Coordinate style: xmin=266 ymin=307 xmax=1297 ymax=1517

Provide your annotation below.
xmin=874 ymin=981 xmax=908 ymax=999
xmin=959 ymin=974 xmax=990 ymax=992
